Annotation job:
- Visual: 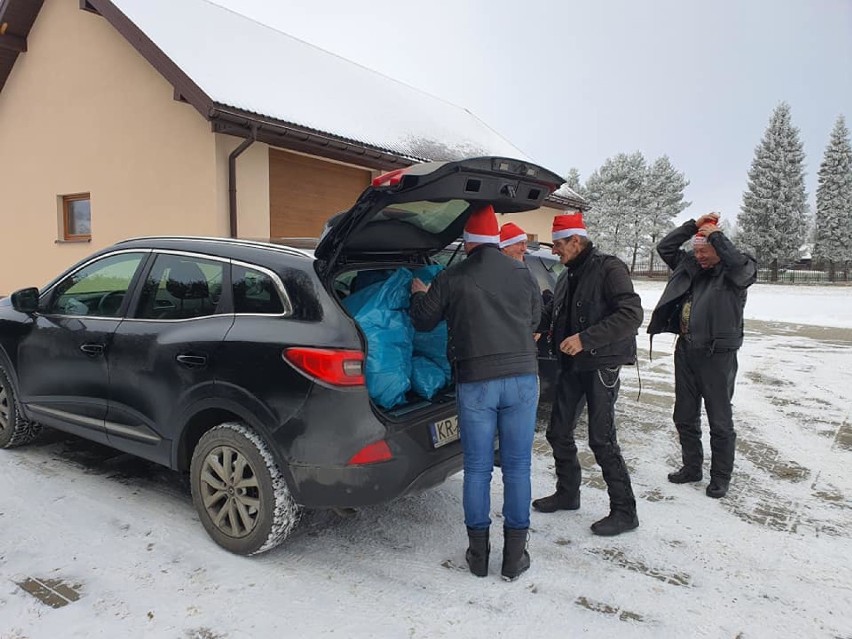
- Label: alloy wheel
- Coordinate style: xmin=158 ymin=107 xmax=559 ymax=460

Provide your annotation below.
xmin=199 ymin=445 xmax=261 ymax=538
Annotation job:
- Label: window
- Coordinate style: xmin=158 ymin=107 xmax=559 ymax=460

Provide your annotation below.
xmin=48 ymin=252 xmax=145 ymax=317
xmin=135 ymin=254 xmax=225 ymax=320
xmin=232 ymin=264 xmax=288 ymax=315
xmin=62 ymin=193 xmax=92 ymax=241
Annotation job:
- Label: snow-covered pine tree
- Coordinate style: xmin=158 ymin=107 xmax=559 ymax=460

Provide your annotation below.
xmin=644 ymin=156 xmax=691 ymax=273
xmin=584 ymin=152 xmax=646 ymax=260
xmin=814 ymin=115 xmax=852 ymax=266
xmin=739 ymin=102 xmax=809 ymax=267
xmin=564 ymin=167 xmax=586 ymax=199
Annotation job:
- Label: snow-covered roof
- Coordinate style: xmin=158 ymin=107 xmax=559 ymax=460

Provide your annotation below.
xmin=109 ymin=0 xmax=529 ymax=164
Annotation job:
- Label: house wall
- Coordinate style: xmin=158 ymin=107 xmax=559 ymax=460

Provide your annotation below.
xmin=214 ymin=135 xmax=271 ymax=241
xmin=500 ymin=205 xmax=568 ymax=243
xmin=0 ymin=0 xmax=223 ymax=293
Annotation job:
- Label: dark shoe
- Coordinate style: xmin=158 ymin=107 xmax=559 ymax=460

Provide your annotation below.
xmin=706 ymin=479 xmax=729 ymax=499
xmin=590 ymin=511 xmax=639 ymax=536
xmin=532 ymin=492 xmax=580 ymax=513
xmin=501 ymin=528 xmax=530 ymax=581
xmin=667 ymin=467 xmax=702 ymax=484
xmin=465 ymin=527 xmax=490 ymax=577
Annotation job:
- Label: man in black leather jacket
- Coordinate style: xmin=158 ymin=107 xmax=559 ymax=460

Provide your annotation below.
xmin=409 ymin=204 xmax=541 ymax=580
xmin=648 ymin=213 xmax=757 ymax=498
xmin=532 ymin=212 xmax=644 ymax=536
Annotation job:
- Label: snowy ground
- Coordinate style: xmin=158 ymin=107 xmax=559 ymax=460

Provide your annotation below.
xmin=1 ymin=284 xmax=851 ymax=639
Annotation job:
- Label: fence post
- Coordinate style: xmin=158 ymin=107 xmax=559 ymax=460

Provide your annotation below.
xmin=829 ymin=260 xmax=836 ymax=283
xmin=770 ymin=258 xmax=778 ymax=282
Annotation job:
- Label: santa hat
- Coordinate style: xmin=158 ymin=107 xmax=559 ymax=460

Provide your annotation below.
xmin=463 ymin=204 xmax=499 ymax=244
xmin=499 ymin=222 xmax=527 ymax=248
xmin=552 ymin=211 xmax=588 ymax=241
xmin=692 ymin=219 xmax=718 ymax=246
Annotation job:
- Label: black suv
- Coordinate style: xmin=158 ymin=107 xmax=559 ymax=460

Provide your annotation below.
xmin=0 ymin=157 xmax=563 ymax=554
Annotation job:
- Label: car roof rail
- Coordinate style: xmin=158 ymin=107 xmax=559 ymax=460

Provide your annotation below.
xmin=114 ymin=236 xmax=314 ymax=259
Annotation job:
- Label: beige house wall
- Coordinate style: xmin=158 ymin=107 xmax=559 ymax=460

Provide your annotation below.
xmin=213 ymin=135 xmax=271 ymax=241
xmin=499 ymin=205 xmax=568 ymax=244
xmin=0 ymin=0 xmax=223 ymax=294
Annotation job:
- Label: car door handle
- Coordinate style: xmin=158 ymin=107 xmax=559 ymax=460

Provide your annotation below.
xmin=80 ymin=343 xmax=105 ymax=355
xmin=176 ymin=354 xmax=207 ymax=368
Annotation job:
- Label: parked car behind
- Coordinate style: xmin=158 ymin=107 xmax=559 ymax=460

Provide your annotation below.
xmin=0 ymin=156 xmax=564 ymax=554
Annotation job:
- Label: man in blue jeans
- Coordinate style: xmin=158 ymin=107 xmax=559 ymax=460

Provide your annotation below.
xmin=410 ymin=204 xmax=541 ymax=581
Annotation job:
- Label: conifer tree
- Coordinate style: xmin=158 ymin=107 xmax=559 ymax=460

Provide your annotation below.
xmin=814 ymin=115 xmax=852 ymax=264
xmin=644 ymin=156 xmax=691 ymax=273
xmin=584 ymin=152 xmax=646 ymax=259
xmin=739 ymin=102 xmax=809 ymax=266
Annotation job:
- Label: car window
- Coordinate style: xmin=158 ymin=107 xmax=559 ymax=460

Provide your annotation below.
xmin=134 ymin=254 xmax=225 ymax=320
xmin=371 ymin=200 xmax=469 ymax=234
xmin=47 ymin=252 xmax=146 ymax=317
xmin=232 ymin=264 xmax=288 ymax=315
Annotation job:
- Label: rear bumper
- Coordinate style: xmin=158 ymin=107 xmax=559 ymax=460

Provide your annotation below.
xmin=288 ymin=448 xmax=463 ymax=508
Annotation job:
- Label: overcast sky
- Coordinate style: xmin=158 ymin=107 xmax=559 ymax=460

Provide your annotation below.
xmin=212 ymin=0 xmax=851 ymax=225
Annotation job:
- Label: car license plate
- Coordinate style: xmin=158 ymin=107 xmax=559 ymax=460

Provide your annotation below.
xmin=430 ymin=415 xmax=459 ymax=448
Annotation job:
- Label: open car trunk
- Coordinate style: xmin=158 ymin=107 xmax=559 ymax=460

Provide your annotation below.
xmin=315 ymin=156 xmax=565 ymax=422
xmin=330 ymin=260 xmax=457 ymax=419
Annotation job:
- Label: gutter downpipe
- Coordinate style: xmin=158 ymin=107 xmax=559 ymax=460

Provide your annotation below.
xmin=227 ymin=124 xmax=258 ymax=238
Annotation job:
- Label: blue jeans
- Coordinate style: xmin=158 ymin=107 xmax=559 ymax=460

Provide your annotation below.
xmin=457 ymin=374 xmax=538 ymax=530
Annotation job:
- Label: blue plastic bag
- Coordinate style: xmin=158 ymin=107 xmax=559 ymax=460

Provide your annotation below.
xmin=343 ymin=269 xmax=414 ymax=408
xmin=410 ymin=265 xmax=451 ymax=398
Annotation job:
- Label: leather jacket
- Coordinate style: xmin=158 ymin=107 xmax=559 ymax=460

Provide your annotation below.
xmin=647 ymin=220 xmax=757 ymax=352
xmin=540 ymin=244 xmax=643 ymax=372
xmin=410 ymin=244 xmax=541 ymax=383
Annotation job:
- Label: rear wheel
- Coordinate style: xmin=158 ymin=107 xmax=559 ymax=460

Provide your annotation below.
xmin=0 ymin=365 xmax=42 ymax=449
xmin=190 ymin=422 xmax=300 ymax=555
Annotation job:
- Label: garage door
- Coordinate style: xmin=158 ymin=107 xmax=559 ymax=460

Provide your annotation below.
xmin=269 ymin=149 xmax=372 ymax=238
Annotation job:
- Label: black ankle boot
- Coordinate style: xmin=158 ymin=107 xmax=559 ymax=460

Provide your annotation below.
xmin=501 ymin=528 xmax=530 ymax=581
xmin=590 ymin=510 xmax=639 ymax=536
xmin=667 ymin=467 xmax=702 ymax=484
xmin=465 ymin=527 xmax=490 ymax=577
xmin=706 ymin=478 xmax=730 ymax=499
xmin=531 ymin=491 xmax=580 ymax=513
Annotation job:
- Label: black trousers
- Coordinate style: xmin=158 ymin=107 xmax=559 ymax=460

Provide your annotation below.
xmin=673 ymin=338 xmax=738 ymax=481
xmin=546 ymin=367 xmax=636 ymax=514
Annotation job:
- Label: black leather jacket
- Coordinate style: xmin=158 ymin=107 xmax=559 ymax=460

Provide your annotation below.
xmin=647 ymin=221 xmax=757 ymax=352
xmin=540 ymin=244 xmax=643 ymax=372
xmin=410 ymin=244 xmax=541 ymax=383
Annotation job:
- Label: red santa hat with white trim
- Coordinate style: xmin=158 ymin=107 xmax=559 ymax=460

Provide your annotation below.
xmin=692 ymin=219 xmax=718 ymax=246
xmin=552 ymin=211 xmax=588 ymax=241
xmin=463 ymin=204 xmax=500 ymax=244
xmin=499 ymin=222 xmax=527 ymax=248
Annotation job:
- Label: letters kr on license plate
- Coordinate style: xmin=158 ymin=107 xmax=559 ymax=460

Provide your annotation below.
xmin=430 ymin=415 xmax=459 ymax=448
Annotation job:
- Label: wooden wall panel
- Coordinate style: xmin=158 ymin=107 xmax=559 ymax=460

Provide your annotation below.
xmin=269 ymin=150 xmax=371 ymax=238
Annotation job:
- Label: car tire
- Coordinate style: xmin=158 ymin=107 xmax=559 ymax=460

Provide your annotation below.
xmin=0 ymin=365 xmax=42 ymax=449
xmin=190 ymin=422 xmax=300 ymax=555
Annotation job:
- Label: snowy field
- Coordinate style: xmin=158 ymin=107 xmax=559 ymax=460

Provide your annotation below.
xmin=1 ymin=284 xmax=851 ymax=639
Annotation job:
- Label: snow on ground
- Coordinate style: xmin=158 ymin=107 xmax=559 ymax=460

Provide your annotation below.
xmin=1 ymin=286 xmax=851 ymax=639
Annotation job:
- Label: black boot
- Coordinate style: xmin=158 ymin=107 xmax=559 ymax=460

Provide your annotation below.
xmin=706 ymin=477 xmax=730 ymax=499
xmin=590 ymin=510 xmax=639 ymax=536
xmin=465 ymin=527 xmax=490 ymax=577
xmin=501 ymin=528 xmax=530 ymax=581
xmin=532 ymin=491 xmax=580 ymax=513
xmin=667 ymin=466 xmax=702 ymax=484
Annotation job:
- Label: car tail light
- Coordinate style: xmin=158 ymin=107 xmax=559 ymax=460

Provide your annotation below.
xmin=372 ymin=168 xmax=408 ymax=187
xmin=284 ymin=348 xmax=365 ymax=387
xmin=347 ymin=440 xmax=393 ymax=465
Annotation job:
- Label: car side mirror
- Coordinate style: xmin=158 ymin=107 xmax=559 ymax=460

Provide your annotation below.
xmin=11 ymin=287 xmax=40 ymax=314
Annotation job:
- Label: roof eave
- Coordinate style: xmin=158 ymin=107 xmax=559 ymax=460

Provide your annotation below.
xmin=210 ymin=106 xmax=419 ymax=171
